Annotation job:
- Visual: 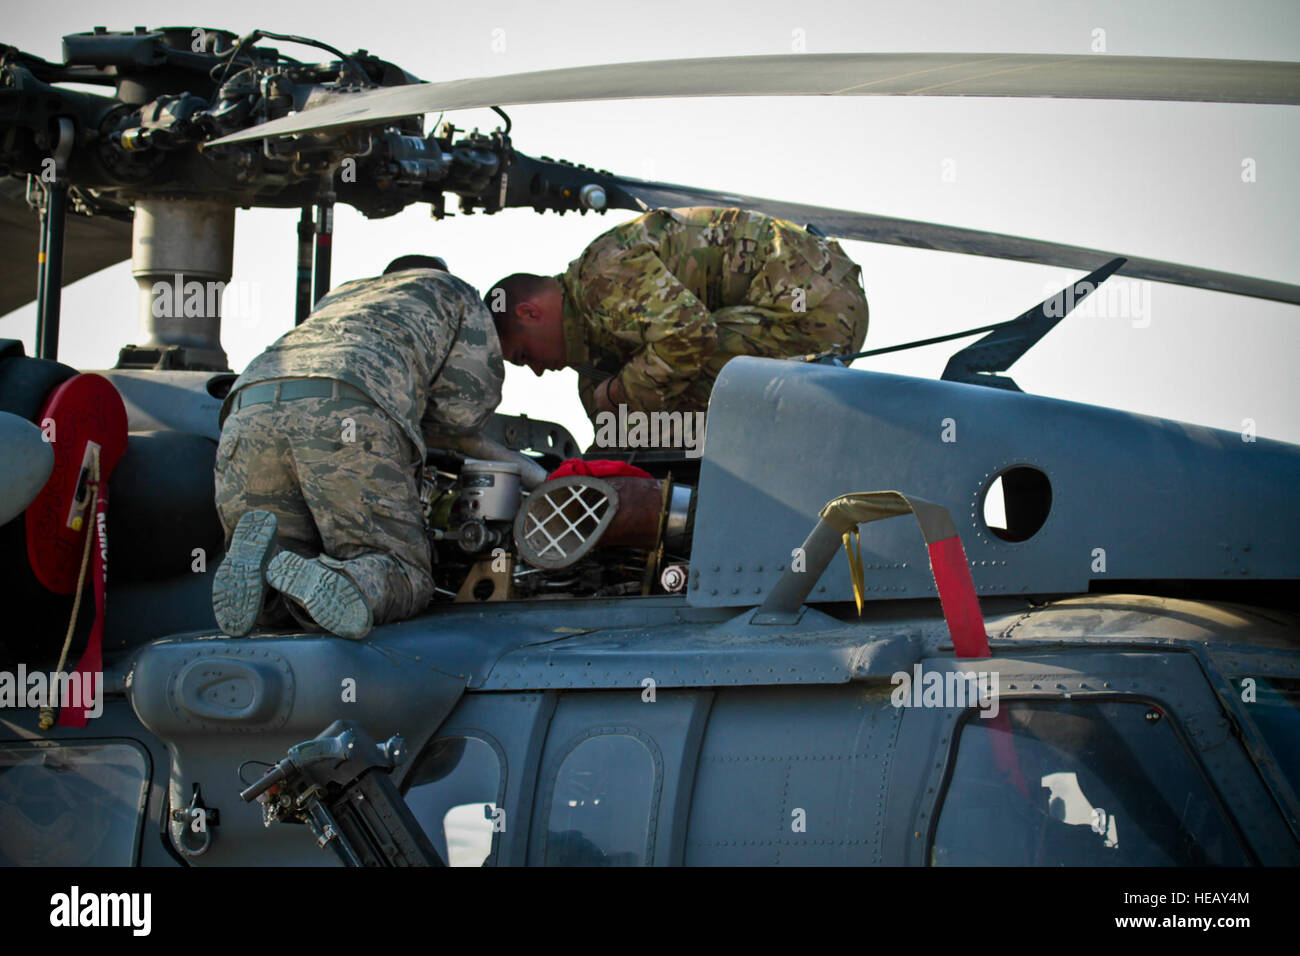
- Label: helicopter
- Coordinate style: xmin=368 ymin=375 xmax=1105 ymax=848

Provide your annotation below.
xmin=0 ymin=25 xmax=1298 ymax=870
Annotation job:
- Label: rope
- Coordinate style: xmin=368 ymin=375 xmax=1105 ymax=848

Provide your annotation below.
xmin=38 ymin=447 xmax=99 ymax=731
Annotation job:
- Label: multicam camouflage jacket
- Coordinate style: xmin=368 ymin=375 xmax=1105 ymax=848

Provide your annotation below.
xmin=221 ymin=269 xmax=503 ymax=455
xmin=559 ymin=206 xmax=865 ymax=415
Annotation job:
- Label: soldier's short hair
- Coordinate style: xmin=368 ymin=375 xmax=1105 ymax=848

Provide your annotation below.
xmin=485 ymin=273 xmax=551 ymax=331
xmin=384 ymin=255 xmax=448 ymax=274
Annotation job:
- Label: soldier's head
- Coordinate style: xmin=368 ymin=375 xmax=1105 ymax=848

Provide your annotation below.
xmin=485 ymin=273 xmax=566 ymax=377
xmin=384 ymin=255 xmax=448 ymax=274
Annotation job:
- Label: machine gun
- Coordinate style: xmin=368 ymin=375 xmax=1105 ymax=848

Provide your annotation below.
xmin=239 ymin=720 xmax=444 ymax=867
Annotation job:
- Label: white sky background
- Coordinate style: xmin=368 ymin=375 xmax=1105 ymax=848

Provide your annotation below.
xmin=2 ymin=0 xmax=1298 ymax=450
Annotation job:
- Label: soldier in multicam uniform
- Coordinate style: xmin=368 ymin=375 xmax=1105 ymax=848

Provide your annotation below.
xmin=486 ymin=206 xmax=868 ymax=422
xmin=211 ymin=262 xmax=503 ymax=640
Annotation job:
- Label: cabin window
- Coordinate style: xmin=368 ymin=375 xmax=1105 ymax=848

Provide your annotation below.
xmin=0 ymin=740 xmax=149 ymax=866
xmin=404 ymin=735 xmax=503 ymax=867
xmin=930 ymin=700 xmax=1249 ymax=865
xmin=546 ymin=734 xmax=655 ymax=866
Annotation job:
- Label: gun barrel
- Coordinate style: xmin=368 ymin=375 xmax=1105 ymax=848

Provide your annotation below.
xmin=239 ymin=759 xmax=290 ymax=803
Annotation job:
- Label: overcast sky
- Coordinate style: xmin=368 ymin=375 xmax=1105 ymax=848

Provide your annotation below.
xmin=3 ymin=0 xmax=1298 ymax=449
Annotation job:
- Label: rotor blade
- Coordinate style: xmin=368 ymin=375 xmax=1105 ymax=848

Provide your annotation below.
xmin=605 ymin=178 xmax=1300 ymax=307
xmin=205 ymin=52 xmax=1300 ymax=147
xmin=0 ymin=177 xmax=132 ymax=317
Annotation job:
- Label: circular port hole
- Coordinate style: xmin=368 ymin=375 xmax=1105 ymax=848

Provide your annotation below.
xmin=982 ymin=466 xmax=1051 ymax=542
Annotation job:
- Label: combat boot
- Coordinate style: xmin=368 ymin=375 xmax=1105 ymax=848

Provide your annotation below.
xmin=212 ymin=510 xmax=280 ymax=637
xmin=265 ymin=551 xmax=373 ymax=640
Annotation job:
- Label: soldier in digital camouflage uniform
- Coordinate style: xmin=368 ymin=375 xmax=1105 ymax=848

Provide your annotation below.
xmin=486 ymin=206 xmax=868 ymax=422
xmin=211 ymin=265 xmax=503 ymax=639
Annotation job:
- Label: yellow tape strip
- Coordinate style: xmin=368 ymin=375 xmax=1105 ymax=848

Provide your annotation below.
xmin=841 ymin=528 xmax=865 ymax=615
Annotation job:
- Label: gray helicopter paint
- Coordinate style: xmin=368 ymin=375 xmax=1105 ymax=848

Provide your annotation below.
xmin=0 ymin=410 xmax=53 ymax=525
xmin=689 ymin=357 xmax=1300 ymax=609
xmin=480 ymin=606 xmax=930 ymax=690
xmin=106 ymin=570 xmax=218 ymax=649
xmin=95 ymin=369 xmax=229 ymax=439
xmin=682 ymin=682 xmax=902 ymax=865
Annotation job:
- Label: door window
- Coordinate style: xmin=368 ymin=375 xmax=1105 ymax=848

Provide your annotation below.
xmin=932 ymin=701 xmax=1249 ymax=865
xmin=0 ymin=741 xmax=149 ymax=866
xmin=404 ymin=736 xmax=503 ymax=867
xmin=546 ymin=734 xmax=656 ymax=866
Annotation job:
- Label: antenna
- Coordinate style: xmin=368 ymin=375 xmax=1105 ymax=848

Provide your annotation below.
xmin=941 ymin=257 xmax=1127 ymax=391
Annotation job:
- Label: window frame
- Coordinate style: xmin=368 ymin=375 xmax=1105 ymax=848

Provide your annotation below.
xmin=1201 ymin=644 xmax=1300 ymax=843
xmin=537 ymin=726 xmax=664 ymax=867
xmin=521 ymin=689 xmax=713 ymax=867
xmin=927 ymin=694 xmax=1250 ymax=866
xmin=0 ymin=736 xmax=152 ymax=868
xmin=402 ymin=729 xmax=509 ymax=867
xmin=881 ymin=650 xmax=1296 ymax=866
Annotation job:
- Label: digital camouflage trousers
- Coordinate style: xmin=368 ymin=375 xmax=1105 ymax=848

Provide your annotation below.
xmin=213 ymin=393 xmax=433 ymax=627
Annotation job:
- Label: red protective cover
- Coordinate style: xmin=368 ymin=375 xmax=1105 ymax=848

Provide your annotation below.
xmin=547 ymin=458 xmax=652 ymax=481
xmin=25 ymin=374 xmax=127 ymax=593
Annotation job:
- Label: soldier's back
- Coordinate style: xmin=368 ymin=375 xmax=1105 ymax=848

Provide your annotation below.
xmin=228 ymin=269 xmax=483 ymax=451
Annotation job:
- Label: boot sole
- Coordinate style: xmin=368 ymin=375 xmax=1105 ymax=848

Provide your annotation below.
xmin=266 ymin=551 xmax=373 ymax=640
xmin=212 ymin=510 xmax=278 ymax=637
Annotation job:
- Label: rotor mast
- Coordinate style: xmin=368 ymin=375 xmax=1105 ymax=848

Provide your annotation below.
xmin=127 ymin=198 xmax=235 ymax=371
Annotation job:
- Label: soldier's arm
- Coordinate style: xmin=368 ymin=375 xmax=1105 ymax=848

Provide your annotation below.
xmin=576 ymin=376 xmax=600 ymax=423
xmin=583 ymin=246 xmax=719 ymax=412
xmin=420 ymin=292 xmax=504 ymax=444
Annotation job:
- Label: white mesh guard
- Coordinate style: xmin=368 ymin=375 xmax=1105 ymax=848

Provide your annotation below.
xmin=512 ymin=476 xmax=620 ymax=569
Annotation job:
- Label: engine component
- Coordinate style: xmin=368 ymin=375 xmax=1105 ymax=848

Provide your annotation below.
xmin=454 ymin=517 xmax=501 ymax=554
xmin=600 ymin=476 xmax=665 ymax=547
xmin=665 ymin=482 xmax=693 ymax=553
xmin=459 ymin=459 xmax=520 ymax=522
xmin=660 ymin=564 xmax=688 ymax=593
xmin=456 ymin=555 xmax=514 ymax=602
xmin=514 ymin=475 xmax=619 ymax=569
xmin=442 ymin=432 xmax=547 ymax=489
xmin=431 ymin=517 xmax=506 ymax=555
xmin=376 ymin=131 xmax=451 ymax=184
